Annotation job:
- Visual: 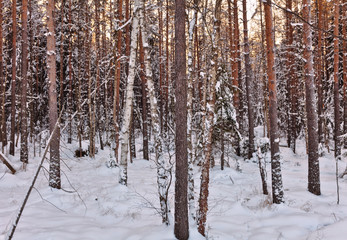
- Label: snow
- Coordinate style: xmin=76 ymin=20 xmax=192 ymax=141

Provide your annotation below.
xmin=1 ymin=129 xmax=347 ymax=239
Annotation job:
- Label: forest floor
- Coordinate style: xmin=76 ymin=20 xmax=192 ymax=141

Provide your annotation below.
xmin=1 ymin=130 xmax=347 ymax=240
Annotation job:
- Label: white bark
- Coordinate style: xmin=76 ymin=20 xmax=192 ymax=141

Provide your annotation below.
xmin=187 ymin=6 xmax=197 ymax=221
xmin=119 ymin=0 xmax=140 ymax=186
xmin=139 ymin=0 xmax=170 ymax=225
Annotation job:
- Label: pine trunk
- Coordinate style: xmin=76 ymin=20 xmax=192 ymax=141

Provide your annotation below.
xmin=242 ymin=0 xmax=255 ymax=159
xmin=317 ymin=0 xmax=324 ymax=144
xmin=139 ymin=32 xmax=149 ymax=160
xmin=174 ymin=0 xmax=189 ymax=238
xmin=342 ymin=2 xmax=347 ymax=148
xmin=303 ymin=0 xmax=320 ymax=195
xmin=333 ymin=0 xmax=341 ymax=160
xmin=47 ymin=0 xmax=61 ymax=189
xmin=10 ymin=0 xmax=16 ymax=156
xmin=20 ymin=0 xmax=29 ymax=164
xmin=263 ymin=0 xmax=284 ymax=204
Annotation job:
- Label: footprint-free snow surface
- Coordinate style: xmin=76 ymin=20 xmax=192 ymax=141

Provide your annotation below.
xmin=1 ymin=136 xmax=347 ymax=239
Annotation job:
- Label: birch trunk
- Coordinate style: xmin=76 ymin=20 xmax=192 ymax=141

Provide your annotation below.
xmin=119 ymin=0 xmax=140 ymax=186
xmin=303 ymin=0 xmax=320 ymax=195
xmin=187 ymin=0 xmax=197 ymax=221
xmin=140 ymin=0 xmax=170 ymax=225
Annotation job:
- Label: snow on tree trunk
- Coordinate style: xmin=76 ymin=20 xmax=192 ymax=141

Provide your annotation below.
xmin=197 ymin=0 xmax=222 ymax=236
xmin=47 ymin=0 xmax=61 ymax=189
xmin=20 ymin=0 xmax=29 ymax=165
xmin=333 ymin=0 xmax=341 ymax=204
xmin=10 ymin=0 xmax=16 ymax=156
xmin=303 ymin=0 xmax=320 ymax=195
xmin=187 ymin=0 xmax=197 ymax=221
xmin=139 ymin=0 xmax=170 ymax=225
xmin=263 ymin=0 xmax=284 ymax=204
xmin=119 ymin=0 xmax=140 ymax=186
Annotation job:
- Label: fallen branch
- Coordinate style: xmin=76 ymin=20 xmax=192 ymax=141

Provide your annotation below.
xmin=6 ymin=109 xmax=63 ymax=240
xmin=0 ymin=152 xmax=16 ymax=174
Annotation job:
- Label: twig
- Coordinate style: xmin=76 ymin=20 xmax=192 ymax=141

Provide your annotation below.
xmin=33 ymin=187 xmax=67 ymax=213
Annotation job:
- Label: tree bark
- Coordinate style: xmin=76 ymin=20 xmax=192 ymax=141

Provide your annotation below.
xmin=10 ymin=0 xmax=17 ymax=156
xmin=342 ymin=1 xmax=347 ymax=148
xmin=47 ymin=0 xmax=61 ymax=189
xmin=140 ymin=0 xmax=170 ymax=225
xmin=187 ymin=0 xmax=197 ymax=221
xmin=139 ymin=32 xmax=149 ymax=160
xmin=263 ymin=0 xmax=284 ymax=204
xmin=20 ymin=0 xmax=29 ymax=164
xmin=0 ymin=0 xmax=6 ymax=150
xmin=198 ymin=0 xmax=222 ymax=236
xmin=119 ymin=0 xmax=140 ymax=186
xmin=174 ymin=0 xmax=189 ymax=238
xmin=242 ymin=0 xmax=255 ymax=159
xmin=333 ymin=0 xmax=341 ymax=160
xmin=303 ymin=0 xmax=320 ymax=195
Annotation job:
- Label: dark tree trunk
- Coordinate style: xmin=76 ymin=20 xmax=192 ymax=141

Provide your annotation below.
xmin=174 ymin=0 xmax=189 ymax=239
xmin=263 ymin=0 xmax=284 ymax=204
xmin=303 ymin=0 xmax=320 ymax=195
xmin=242 ymin=0 xmax=255 ymax=159
xmin=0 ymin=0 xmax=5 ymax=149
xmin=139 ymin=32 xmax=149 ymax=160
xmin=10 ymin=0 xmax=17 ymax=156
xmin=20 ymin=0 xmax=29 ymax=164
xmin=333 ymin=0 xmax=341 ymax=160
xmin=316 ymin=0 xmax=324 ymax=145
xmin=47 ymin=0 xmax=61 ymax=189
xmin=343 ymin=2 xmax=347 ymax=148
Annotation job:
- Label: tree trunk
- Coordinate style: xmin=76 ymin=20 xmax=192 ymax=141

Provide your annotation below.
xmin=20 ymin=0 xmax=29 ymax=164
xmin=47 ymin=0 xmax=61 ymax=189
xmin=263 ymin=0 xmax=284 ymax=204
xmin=0 ymin=0 xmax=6 ymax=150
xmin=333 ymin=0 xmax=341 ymax=160
xmin=316 ymin=0 xmax=324 ymax=145
xmin=10 ymin=0 xmax=17 ymax=156
xmin=187 ymin=0 xmax=197 ymax=221
xmin=140 ymin=0 xmax=170 ymax=225
xmin=67 ymin=0 xmax=73 ymax=144
xmin=119 ymin=0 xmax=140 ymax=186
xmin=174 ymin=0 xmax=189 ymax=238
xmin=233 ymin=0 xmax=241 ymax=155
xmin=342 ymin=2 xmax=347 ymax=148
xmin=303 ymin=0 xmax=320 ymax=195
xmin=198 ymin=0 xmax=222 ymax=236
xmin=242 ymin=0 xmax=255 ymax=159
xmin=139 ymin=32 xmax=149 ymax=160
xmin=113 ymin=0 xmax=123 ymax=162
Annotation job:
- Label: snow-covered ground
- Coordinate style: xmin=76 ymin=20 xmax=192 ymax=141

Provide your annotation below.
xmin=1 ymin=132 xmax=347 ymax=240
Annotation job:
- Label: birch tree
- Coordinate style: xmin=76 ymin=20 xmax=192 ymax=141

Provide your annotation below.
xmin=187 ymin=0 xmax=198 ymax=221
xmin=139 ymin=0 xmax=171 ymax=225
xmin=119 ymin=0 xmax=140 ymax=186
